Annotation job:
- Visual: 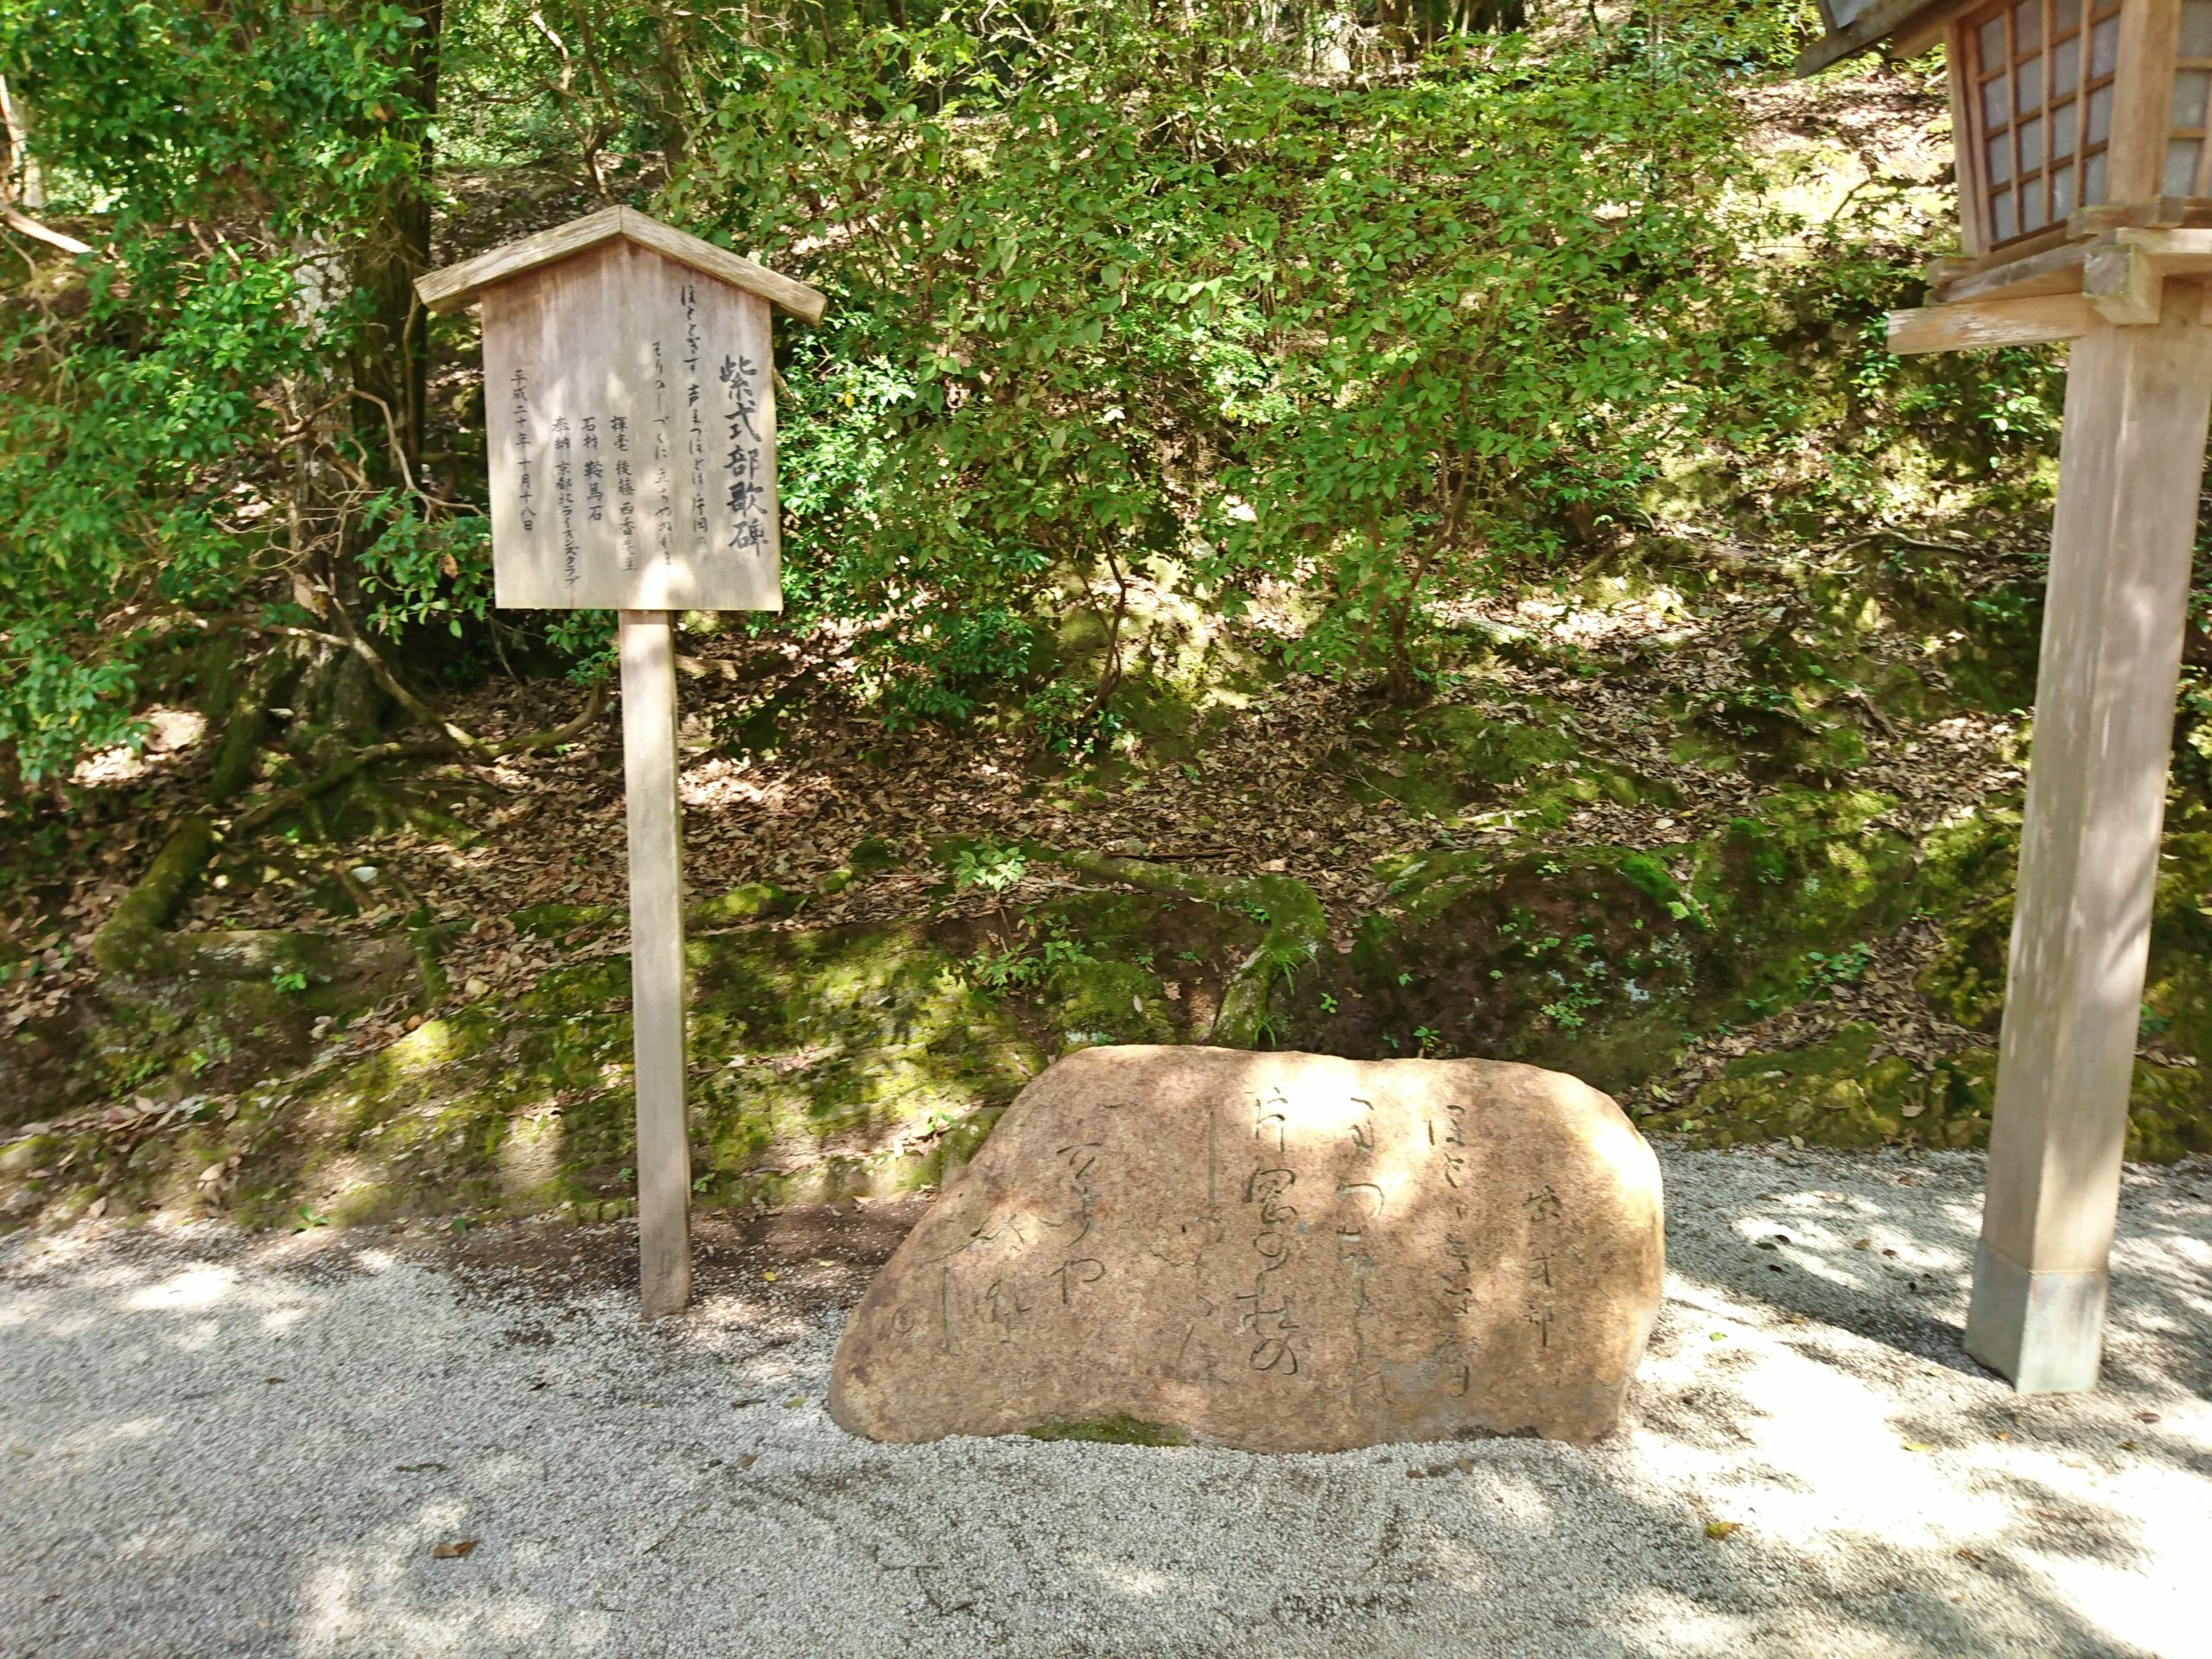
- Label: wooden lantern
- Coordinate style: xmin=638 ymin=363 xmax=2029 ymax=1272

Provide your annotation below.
xmin=1804 ymin=5 xmax=2212 ymax=1394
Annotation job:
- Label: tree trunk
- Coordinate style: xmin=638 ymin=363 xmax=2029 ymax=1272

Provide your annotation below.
xmin=325 ymin=0 xmax=442 ymax=744
xmin=0 ymin=73 xmax=41 ymax=209
xmin=347 ymin=0 xmax=442 ymax=497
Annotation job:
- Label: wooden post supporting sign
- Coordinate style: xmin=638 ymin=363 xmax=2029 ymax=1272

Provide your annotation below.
xmin=418 ymin=209 xmax=826 ymax=1319
xmin=620 ymin=608 xmax=692 ymax=1316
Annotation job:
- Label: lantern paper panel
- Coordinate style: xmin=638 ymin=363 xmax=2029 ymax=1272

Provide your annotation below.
xmin=2171 ymin=0 xmax=2212 ymax=196
xmin=1964 ymin=0 xmax=2121 ymax=247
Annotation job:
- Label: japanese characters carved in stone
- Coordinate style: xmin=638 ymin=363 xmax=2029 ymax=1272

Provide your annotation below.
xmin=829 ymin=1046 xmax=1664 ymax=1451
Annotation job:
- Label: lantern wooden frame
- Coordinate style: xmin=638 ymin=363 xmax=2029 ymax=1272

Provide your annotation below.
xmin=1808 ymin=0 xmax=2212 ymax=341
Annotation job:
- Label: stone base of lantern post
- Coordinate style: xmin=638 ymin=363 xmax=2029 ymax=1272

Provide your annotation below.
xmin=1965 ymin=305 xmax=2212 ymax=1393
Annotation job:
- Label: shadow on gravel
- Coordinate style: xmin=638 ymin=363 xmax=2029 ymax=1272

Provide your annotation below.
xmin=0 ymin=1157 xmax=2204 ymax=1659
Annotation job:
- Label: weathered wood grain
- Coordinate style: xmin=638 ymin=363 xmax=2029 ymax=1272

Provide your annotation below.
xmin=481 ymin=238 xmax=781 ymax=613
xmin=416 ymin=206 xmax=826 ymax=324
xmin=2106 ymin=0 xmax=2177 ymax=209
xmin=1887 ymin=293 xmax=2094 ymax=353
xmin=620 ymin=610 xmax=692 ymax=1320
xmin=1967 ymin=308 xmax=2212 ymax=1391
xmin=1939 ymin=238 xmax=2093 ymax=304
xmin=2086 ymin=239 xmax=2164 ymax=324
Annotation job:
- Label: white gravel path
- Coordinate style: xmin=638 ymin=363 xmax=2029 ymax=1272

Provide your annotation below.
xmin=3 ymin=1147 xmax=2207 ymax=1659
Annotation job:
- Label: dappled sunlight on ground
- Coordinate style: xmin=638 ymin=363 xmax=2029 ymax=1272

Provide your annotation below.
xmin=1 ymin=1147 xmax=2203 ymax=1657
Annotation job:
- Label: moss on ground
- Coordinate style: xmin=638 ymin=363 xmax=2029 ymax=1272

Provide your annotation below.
xmin=1910 ymin=805 xmax=2212 ymax=1160
xmin=1025 ymin=1414 xmax=1191 ymax=1446
xmin=1336 ymin=699 xmax=1664 ymax=823
xmin=1254 ymin=785 xmax=1921 ymax=1096
xmin=14 ymin=525 xmax=2212 ymax=1236
xmin=1644 ymin=1023 xmax=1994 ymax=1151
xmin=54 ymin=922 xmax=1042 ymax=1230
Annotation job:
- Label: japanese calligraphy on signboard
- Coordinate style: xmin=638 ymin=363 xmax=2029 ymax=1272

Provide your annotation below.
xmin=418 ymin=206 xmax=826 ymax=614
xmin=416 ymin=208 xmax=826 ymax=1319
xmin=483 ymin=238 xmax=777 ymax=611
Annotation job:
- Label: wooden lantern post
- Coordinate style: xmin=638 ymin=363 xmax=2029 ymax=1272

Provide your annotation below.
xmin=1803 ymin=0 xmax=2212 ymax=1390
xmin=416 ymin=209 xmax=826 ymax=1319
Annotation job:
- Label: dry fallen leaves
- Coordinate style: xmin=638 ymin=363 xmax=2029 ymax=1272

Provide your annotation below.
xmin=431 ymin=1540 xmax=477 ymax=1560
xmin=5 ymin=545 xmax=2045 ymax=1145
xmin=1704 ymin=1521 xmax=1741 ymax=1541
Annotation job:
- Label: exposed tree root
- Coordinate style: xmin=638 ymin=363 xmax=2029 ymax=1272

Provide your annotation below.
xmin=89 ymin=682 xmax=607 ymax=982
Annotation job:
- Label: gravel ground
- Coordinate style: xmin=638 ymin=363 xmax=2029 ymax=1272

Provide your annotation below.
xmin=3 ymin=1147 xmax=2207 ymax=1659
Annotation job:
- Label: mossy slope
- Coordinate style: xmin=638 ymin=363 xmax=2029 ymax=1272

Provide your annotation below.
xmin=5 ymin=922 xmax=1043 ymax=1230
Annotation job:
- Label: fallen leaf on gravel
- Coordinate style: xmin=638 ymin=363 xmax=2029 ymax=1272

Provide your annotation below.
xmin=1956 ymin=1548 xmax=1984 ymax=1563
xmin=761 ymin=1270 xmax=777 ymax=1281
xmin=781 ymin=1395 xmax=806 ymax=1408
xmin=734 ymin=1453 xmax=759 ymax=1470
xmin=432 ymin=1541 xmax=477 ymax=1560
xmin=1853 ymin=1237 xmax=1871 ymax=1249
xmin=1902 ymin=1440 xmax=1936 ymax=1452
xmin=395 ymin=1461 xmax=448 ymax=1472
xmin=2118 ymin=1440 xmax=2141 ymax=1452
xmin=2138 ymin=1412 xmax=2161 ymax=1423
xmin=1705 ymin=1521 xmax=1740 ymax=1540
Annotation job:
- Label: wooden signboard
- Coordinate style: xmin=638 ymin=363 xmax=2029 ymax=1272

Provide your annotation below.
xmin=418 ymin=209 xmax=826 ymax=1318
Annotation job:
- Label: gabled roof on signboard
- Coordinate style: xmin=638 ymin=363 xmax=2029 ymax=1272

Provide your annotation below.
xmin=415 ymin=207 xmax=828 ymax=326
xmin=1795 ymin=0 xmax=1956 ymax=74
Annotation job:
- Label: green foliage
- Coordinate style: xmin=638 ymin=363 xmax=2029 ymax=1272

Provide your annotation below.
xmin=965 ymin=916 xmax=1097 ymax=997
xmin=0 ymin=0 xmax=454 ymax=780
xmin=660 ymin=12 xmax=1830 ymax=712
xmin=950 ymin=840 xmax=1028 ymax=895
xmin=358 ymin=507 xmax=493 ymax=639
xmin=0 ymin=0 xmax=2073 ymax=788
xmin=1722 ymin=219 xmax=2066 ymax=518
xmin=0 ymin=245 xmax=321 ymax=776
xmin=1203 ymin=34 xmax=1781 ymax=694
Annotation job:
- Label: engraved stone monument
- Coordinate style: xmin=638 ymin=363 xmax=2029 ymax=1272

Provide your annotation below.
xmin=416 ymin=209 xmax=825 ymax=1318
xmin=830 ymin=1046 xmax=1664 ymax=1451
